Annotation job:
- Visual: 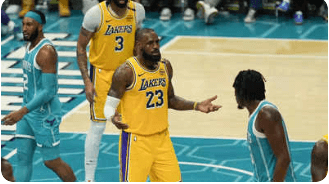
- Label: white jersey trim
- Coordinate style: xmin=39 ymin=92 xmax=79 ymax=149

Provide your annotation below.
xmin=15 ymin=134 xmax=35 ymax=140
xmin=82 ymin=1 xmax=145 ymax=33
xmin=249 ymin=100 xmax=267 ymax=138
xmin=252 ymin=103 xmax=278 ymax=138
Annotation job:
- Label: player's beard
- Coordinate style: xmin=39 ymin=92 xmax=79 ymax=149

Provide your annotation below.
xmin=112 ymin=0 xmax=128 ymax=8
xmin=24 ymin=28 xmax=39 ymax=42
xmin=142 ymin=49 xmax=161 ymax=63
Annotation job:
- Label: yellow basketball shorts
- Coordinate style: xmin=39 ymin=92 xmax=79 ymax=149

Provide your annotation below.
xmin=90 ymin=65 xmax=115 ymax=123
xmin=119 ymin=129 xmax=182 ymax=182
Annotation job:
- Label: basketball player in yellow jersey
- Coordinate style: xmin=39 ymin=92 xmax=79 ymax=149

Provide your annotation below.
xmin=103 ymin=28 xmax=222 ymax=182
xmin=76 ymin=0 xmax=145 ymax=182
xmin=311 ymin=134 xmax=328 ymax=182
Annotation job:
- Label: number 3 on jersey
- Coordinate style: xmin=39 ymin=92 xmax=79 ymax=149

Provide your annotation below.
xmin=146 ymin=90 xmax=164 ymax=109
xmin=115 ymin=36 xmax=124 ymax=52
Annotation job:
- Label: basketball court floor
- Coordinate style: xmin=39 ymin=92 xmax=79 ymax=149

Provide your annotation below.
xmin=1 ymin=9 xmax=328 ymax=182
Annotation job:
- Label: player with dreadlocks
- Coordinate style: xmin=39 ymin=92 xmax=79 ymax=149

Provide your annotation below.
xmin=233 ymin=69 xmax=296 ymax=182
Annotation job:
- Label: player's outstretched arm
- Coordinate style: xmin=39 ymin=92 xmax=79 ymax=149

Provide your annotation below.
xmin=165 ymin=59 xmax=221 ymax=113
xmin=195 ymin=95 xmax=222 ymax=113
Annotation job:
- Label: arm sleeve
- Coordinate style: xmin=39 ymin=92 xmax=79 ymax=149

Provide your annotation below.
xmin=135 ymin=2 xmax=145 ymax=29
xmin=104 ymin=96 xmax=121 ymax=119
xmin=82 ymin=5 xmax=102 ymax=32
xmin=25 ymin=73 xmax=58 ymax=112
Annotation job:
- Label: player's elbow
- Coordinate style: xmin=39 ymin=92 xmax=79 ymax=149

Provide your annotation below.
xmin=76 ymin=43 xmax=87 ymax=54
xmin=278 ymin=153 xmax=291 ymax=167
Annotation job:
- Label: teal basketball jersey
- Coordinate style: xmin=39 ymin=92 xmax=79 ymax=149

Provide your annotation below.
xmin=22 ymin=38 xmax=61 ymax=121
xmin=247 ymin=100 xmax=296 ymax=182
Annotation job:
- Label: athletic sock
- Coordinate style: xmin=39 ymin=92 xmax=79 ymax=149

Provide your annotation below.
xmin=84 ymin=121 xmax=106 ymax=182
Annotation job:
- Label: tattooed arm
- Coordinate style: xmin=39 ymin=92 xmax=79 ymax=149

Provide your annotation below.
xmin=165 ymin=59 xmax=221 ymax=113
xmin=76 ymin=27 xmax=95 ymax=103
xmin=106 ymin=62 xmax=134 ymax=129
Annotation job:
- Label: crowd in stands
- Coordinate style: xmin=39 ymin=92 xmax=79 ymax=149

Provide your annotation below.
xmin=1 ymin=0 xmax=328 ymax=36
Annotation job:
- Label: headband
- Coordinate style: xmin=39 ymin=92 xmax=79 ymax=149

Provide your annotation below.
xmin=25 ymin=11 xmax=43 ymax=24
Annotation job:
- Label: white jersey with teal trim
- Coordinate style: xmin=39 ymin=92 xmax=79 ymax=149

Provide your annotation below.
xmin=22 ymin=38 xmax=61 ymax=120
xmin=247 ymin=100 xmax=296 ymax=182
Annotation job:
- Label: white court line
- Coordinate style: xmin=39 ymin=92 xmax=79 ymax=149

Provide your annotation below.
xmin=3 ymin=149 xmax=17 ymax=160
xmin=160 ymin=21 xmax=182 ymax=36
xmin=179 ymin=161 xmax=253 ymax=176
xmin=178 ymin=152 xmax=307 ymax=180
xmin=1 ymin=35 xmax=14 ymax=45
xmin=175 ymin=35 xmax=329 ymax=42
xmin=44 ymin=19 xmax=66 ymax=32
xmin=300 ymin=25 xmax=328 ymax=39
xmin=261 ymin=24 xmax=281 ymax=38
xmin=160 ymin=36 xmax=180 ymax=51
xmin=162 ymin=50 xmax=328 ymax=60
xmin=62 ymin=100 xmax=89 ymax=120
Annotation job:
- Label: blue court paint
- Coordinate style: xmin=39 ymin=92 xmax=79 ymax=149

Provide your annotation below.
xmin=1 ymin=133 xmax=315 ymax=182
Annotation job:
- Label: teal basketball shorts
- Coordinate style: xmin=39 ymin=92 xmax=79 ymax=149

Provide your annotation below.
xmin=16 ymin=114 xmax=62 ymax=161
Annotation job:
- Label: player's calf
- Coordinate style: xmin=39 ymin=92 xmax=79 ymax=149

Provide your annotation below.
xmin=44 ymin=158 xmax=76 ymax=182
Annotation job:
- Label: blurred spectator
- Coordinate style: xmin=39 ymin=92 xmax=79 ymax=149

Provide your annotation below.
xmin=319 ymin=1 xmax=328 ymax=21
xmin=277 ymin=0 xmax=327 ymax=25
xmin=1 ymin=158 xmax=15 ymax=182
xmin=5 ymin=0 xmax=21 ymax=16
xmin=19 ymin=0 xmax=34 ymax=18
xmin=244 ymin=0 xmax=262 ymax=23
xmin=196 ymin=0 xmax=220 ymax=24
xmin=159 ymin=0 xmax=198 ymax=21
xmin=18 ymin=0 xmax=71 ymax=18
xmin=1 ymin=9 xmax=19 ymax=36
xmin=277 ymin=0 xmax=306 ymax=25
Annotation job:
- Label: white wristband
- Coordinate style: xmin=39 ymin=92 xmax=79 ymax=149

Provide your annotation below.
xmin=104 ymin=96 xmax=120 ymax=120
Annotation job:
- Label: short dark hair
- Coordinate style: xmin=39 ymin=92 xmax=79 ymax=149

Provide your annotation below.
xmin=135 ymin=28 xmax=155 ymax=42
xmin=233 ymin=69 xmax=266 ymax=102
xmin=30 ymin=10 xmax=46 ymax=24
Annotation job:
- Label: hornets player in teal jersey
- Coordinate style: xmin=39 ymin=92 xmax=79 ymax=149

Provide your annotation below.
xmin=1 ymin=10 xmax=76 ymax=182
xmin=233 ymin=70 xmax=296 ymax=182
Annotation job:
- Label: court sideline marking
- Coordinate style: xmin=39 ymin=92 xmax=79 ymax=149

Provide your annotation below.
xmin=179 ymin=161 xmax=253 ymax=176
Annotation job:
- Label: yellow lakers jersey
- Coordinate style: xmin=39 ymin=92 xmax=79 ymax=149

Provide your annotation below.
xmin=89 ymin=1 xmax=137 ymax=70
xmin=120 ymin=57 xmax=169 ymax=135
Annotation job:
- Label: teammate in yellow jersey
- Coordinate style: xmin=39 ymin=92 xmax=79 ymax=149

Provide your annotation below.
xmin=76 ymin=0 xmax=145 ymax=182
xmin=103 ymin=28 xmax=222 ymax=182
xmin=311 ymin=134 xmax=328 ymax=182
